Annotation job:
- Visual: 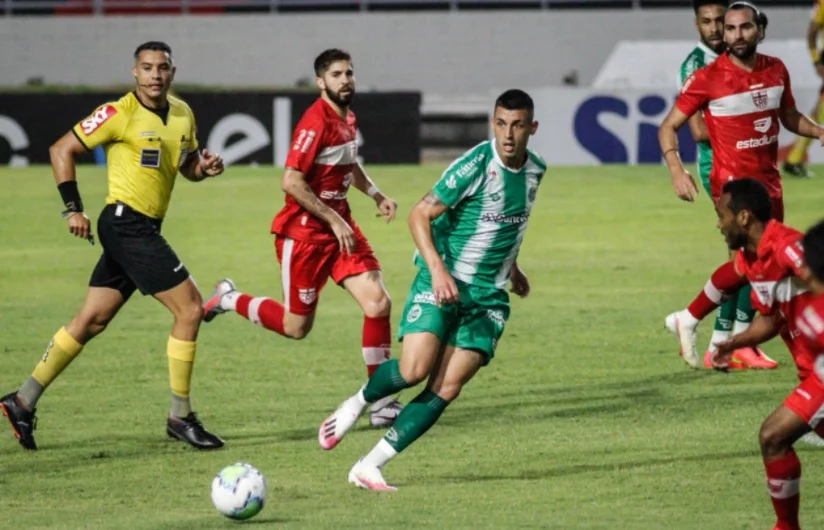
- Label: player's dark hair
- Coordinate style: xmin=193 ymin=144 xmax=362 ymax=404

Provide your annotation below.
xmin=692 ymin=0 xmax=728 ymax=13
xmin=134 ymin=41 xmax=172 ymax=60
xmin=494 ymin=89 xmax=534 ymax=119
xmin=314 ymin=49 xmax=352 ymax=77
xmin=722 ymin=178 xmax=773 ymax=223
xmin=728 ymin=1 xmax=766 ymax=27
xmin=803 ymin=219 xmax=824 ymax=283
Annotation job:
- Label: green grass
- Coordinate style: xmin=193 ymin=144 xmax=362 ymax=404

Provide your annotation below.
xmin=0 ymin=164 xmax=823 ymax=529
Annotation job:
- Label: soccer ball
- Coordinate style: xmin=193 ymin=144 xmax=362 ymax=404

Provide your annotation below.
xmin=210 ymin=462 xmax=267 ymax=520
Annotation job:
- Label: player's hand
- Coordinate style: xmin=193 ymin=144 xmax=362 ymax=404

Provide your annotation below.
xmin=374 ymin=194 xmax=397 ymax=223
xmin=710 ymin=337 xmax=738 ymax=371
xmin=199 ymin=149 xmax=224 ymax=178
xmin=818 ymin=130 xmax=824 ymax=147
xmin=671 ymin=169 xmax=699 ymax=202
xmin=509 ymin=266 xmax=530 ymax=298
xmin=431 ymin=266 xmax=459 ymax=306
xmin=330 ymin=216 xmax=356 ymax=255
xmin=66 ymin=211 xmax=92 ymax=243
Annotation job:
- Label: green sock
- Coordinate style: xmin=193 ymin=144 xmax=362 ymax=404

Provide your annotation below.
xmin=735 ymin=284 xmax=756 ymax=333
xmin=383 ymin=390 xmax=449 ymax=453
xmin=714 ymin=297 xmax=736 ymax=332
xmin=363 ymin=359 xmax=410 ymax=403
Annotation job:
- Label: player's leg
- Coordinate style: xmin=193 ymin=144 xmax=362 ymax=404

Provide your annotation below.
xmin=335 ymin=232 xmax=400 ymax=426
xmin=759 ymin=372 xmax=824 ymax=530
xmin=665 ymin=260 xmax=748 ymax=368
xmin=0 ymin=245 xmax=133 ymax=450
xmin=318 ymin=269 xmax=453 ymax=450
xmin=203 ymin=236 xmax=333 ymax=340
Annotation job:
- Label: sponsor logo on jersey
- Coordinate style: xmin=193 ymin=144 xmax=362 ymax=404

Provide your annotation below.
xmin=736 ymin=134 xmax=779 ymax=150
xmin=753 ymin=117 xmax=772 ymax=133
xmin=80 ymin=105 xmax=117 ymax=136
xmin=139 ymin=148 xmax=161 ymax=168
xmin=455 ymin=153 xmax=485 ymax=178
xmin=320 ymin=190 xmax=348 ymax=200
xmin=751 ymin=90 xmax=769 ymax=110
xmin=445 ymin=175 xmax=457 ymax=189
xmin=482 ymin=212 xmax=528 ymax=224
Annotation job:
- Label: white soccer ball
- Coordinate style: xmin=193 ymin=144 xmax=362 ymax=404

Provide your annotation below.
xmin=210 ymin=462 xmax=267 ymax=520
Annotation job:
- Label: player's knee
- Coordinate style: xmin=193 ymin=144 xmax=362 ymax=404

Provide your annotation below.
xmin=399 ymin=362 xmax=429 ymax=386
xmin=176 ymin=302 xmax=204 ymax=328
xmin=282 ymin=316 xmax=313 ymax=340
xmin=759 ymin=421 xmax=790 ymax=458
xmin=72 ymin=311 xmax=113 ymax=339
xmin=363 ymin=294 xmax=391 ymax=318
xmin=433 ymin=382 xmax=463 ymax=402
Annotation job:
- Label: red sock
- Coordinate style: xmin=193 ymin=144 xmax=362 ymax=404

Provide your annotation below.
xmin=362 ymin=315 xmax=391 ymax=377
xmin=234 ymin=294 xmax=286 ymax=336
xmin=687 ymin=261 xmax=748 ymax=319
xmin=764 ymin=450 xmax=801 ymax=530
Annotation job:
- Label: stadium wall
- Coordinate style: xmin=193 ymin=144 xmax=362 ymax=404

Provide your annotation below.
xmin=0 ymin=9 xmax=810 ymax=95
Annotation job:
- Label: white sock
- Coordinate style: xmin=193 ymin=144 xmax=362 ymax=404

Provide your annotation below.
xmin=679 ymin=309 xmax=700 ymax=329
xmin=707 ymin=330 xmax=731 ymax=353
xmin=342 ymin=387 xmax=367 ymax=416
xmin=362 ymin=439 xmax=397 ymax=469
xmin=221 ymin=291 xmax=241 ymax=311
xmin=733 ymin=320 xmax=750 ymax=335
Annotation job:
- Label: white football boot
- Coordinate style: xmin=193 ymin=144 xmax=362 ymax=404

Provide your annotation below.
xmin=318 ymin=395 xmax=364 ymax=450
xmin=202 ymin=278 xmax=236 ymax=323
xmin=369 ymin=396 xmax=403 ymax=428
xmin=347 ymin=459 xmax=397 ymax=491
xmin=665 ymin=311 xmax=700 ymax=369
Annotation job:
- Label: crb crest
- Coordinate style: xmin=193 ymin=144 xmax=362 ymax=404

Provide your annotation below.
xmin=751 ymin=90 xmax=769 ymax=110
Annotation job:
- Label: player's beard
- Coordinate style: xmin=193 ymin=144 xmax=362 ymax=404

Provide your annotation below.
xmin=701 ymin=33 xmax=725 ymax=54
xmin=325 ymin=86 xmax=354 ymax=108
xmin=728 ymin=39 xmax=757 ymax=60
xmin=724 ymin=228 xmax=748 ymax=251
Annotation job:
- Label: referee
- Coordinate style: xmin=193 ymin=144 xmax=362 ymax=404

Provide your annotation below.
xmin=1 ymin=42 xmax=225 ymax=451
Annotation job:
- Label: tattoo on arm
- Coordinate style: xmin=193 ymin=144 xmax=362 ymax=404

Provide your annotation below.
xmin=299 ymin=180 xmax=333 ymax=216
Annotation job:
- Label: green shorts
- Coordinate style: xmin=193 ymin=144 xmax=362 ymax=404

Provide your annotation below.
xmin=397 ymin=269 xmax=510 ymax=366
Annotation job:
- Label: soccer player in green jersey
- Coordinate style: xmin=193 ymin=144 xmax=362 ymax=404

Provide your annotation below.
xmin=316 ymin=89 xmax=546 ymax=490
xmin=676 ymin=0 xmax=776 ymax=369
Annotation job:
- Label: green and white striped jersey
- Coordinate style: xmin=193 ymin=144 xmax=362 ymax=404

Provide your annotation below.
xmin=679 ymin=42 xmax=718 ymax=181
xmin=416 ymin=140 xmax=547 ymax=290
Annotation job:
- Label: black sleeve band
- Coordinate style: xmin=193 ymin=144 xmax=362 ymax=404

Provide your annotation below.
xmin=71 ymin=128 xmax=91 ymax=151
xmin=58 ymin=181 xmax=84 ymax=212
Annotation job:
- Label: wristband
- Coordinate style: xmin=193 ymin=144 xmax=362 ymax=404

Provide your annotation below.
xmin=57 ymin=181 xmax=84 ymax=213
xmin=367 ymin=185 xmax=380 ymax=198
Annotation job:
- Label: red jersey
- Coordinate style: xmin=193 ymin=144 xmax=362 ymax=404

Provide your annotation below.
xmin=271 ymin=98 xmax=360 ymax=243
xmin=734 ymin=220 xmax=815 ymax=379
xmin=675 ymin=52 xmax=795 ymax=200
xmin=796 ymin=294 xmax=824 ymax=381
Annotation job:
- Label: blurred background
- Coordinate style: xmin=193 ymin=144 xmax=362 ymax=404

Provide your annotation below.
xmin=0 ymin=0 xmax=818 ymax=168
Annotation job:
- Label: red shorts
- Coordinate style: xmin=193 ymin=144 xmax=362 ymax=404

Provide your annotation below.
xmin=783 ymin=372 xmax=824 ymax=432
xmin=274 ymin=230 xmax=380 ymax=316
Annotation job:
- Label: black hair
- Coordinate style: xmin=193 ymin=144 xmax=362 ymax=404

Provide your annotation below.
xmin=134 ymin=41 xmax=172 ymax=60
xmin=693 ymin=0 xmax=728 ymax=13
xmin=803 ymin=219 xmax=824 ymax=284
xmin=314 ymin=49 xmax=352 ymax=77
xmin=721 ymin=178 xmax=773 ymax=223
xmin=728 ymin=1 xmax=768 ymax=29
xmin=494 ymin=89 xmax=534 ymax=118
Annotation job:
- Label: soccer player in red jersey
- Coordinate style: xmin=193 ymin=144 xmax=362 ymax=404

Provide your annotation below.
xmin=668 ymin=179 xmax=823 ymax=530
xmin=659 ymin=2 xmax=824 ymax=369
xmin=202 ymin=49 xmax=403 ymax=427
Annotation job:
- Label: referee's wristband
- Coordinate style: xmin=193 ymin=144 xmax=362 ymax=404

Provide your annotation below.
xmin=367 ymin=185 xmax=380 ymax=198
xmin=57 ymin=180 xmax=84 ymax=213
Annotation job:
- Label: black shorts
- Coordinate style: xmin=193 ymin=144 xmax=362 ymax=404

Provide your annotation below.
xmin=89 ymin=202 xmax=190 ymax=298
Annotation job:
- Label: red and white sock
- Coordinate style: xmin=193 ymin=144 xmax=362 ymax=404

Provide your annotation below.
xmin=225 ymin=292 xmax=286 ymax=337
xmin=362 ymin=315 xmax=391 ymax=377
xmin=687 ymin=261 xmax=747 ymax=320
xmin=764 ymin=450 xmax=801 ymax=530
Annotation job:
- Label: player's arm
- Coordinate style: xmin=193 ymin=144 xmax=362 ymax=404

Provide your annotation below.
xmin=509 ymin=261 xmax=530 ymax=298
xmin=350 ymin=163 xmax=397 ymax=223
xmin=779 ymin=104 xmax=824 ymax=139
xmin=49 ymin=130 xmax=96 ymax=244
xmin=658 ymin=105 xmax=699 ymax=202
xmin=281 ymin=167 xmax=355 ymax=254
xmin=808 ymin=19 xmax=821 ymax=68
xmin=715 ymin=314 xmax=780 ymax=357
xmin=686 ymin=114 xmax=710 ymax=143
xmin=179 ymin=150 xmax=224 ymax=182
xmin=408 ymin=191 xmax=458 ymax=305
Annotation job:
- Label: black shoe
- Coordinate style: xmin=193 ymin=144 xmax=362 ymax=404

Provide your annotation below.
xmin=782 ymin=162 xmax=815 ymax=178
xmin=166 ymin=412 xmax=224 ymax=450
xmin=0 ymin=392 xmax=37 ymax=451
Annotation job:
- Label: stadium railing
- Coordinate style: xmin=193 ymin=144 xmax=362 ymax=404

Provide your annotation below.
xmin=1 ymin=0 xmax=811 ymax=16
